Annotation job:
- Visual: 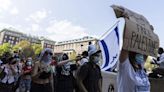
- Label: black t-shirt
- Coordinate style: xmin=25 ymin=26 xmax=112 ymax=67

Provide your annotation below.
xmin=55 ymin=65 xmax=76 ymax=92
xmin=77 ymin=62 xmax=102 ymax=92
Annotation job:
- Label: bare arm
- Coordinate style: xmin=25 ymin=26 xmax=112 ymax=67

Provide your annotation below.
xmin=98 ymin=78 xmax=102 ymax=92
xmin=77 ymin=78 xmax=88 ymax=92
xmin=10 ymin=65 xmax=17 ymax=75
xmin=57 ymin=60 xmax=70 ymax=66
xmin=119 ymin=49 xmax=129 ymax=63
xmin=57 ymin=59 xmax=76 ymax=66
xmin=31 ymin=62 xmax=40 ymax=79
xmin=76 ymin=64 xmax=89 ymax=92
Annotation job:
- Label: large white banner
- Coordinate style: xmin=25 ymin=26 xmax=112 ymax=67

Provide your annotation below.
xmin=99 ymin=22 xmax=123 ymax=71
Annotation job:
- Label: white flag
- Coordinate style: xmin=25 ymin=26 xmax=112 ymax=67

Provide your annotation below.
xmin=99 ymin=22 xmax=122 ymax=71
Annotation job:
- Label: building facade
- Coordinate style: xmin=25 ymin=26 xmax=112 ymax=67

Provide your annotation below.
xmin=0 ymin=28 xmax=56 ymax=50
xmin=0 ymin=28 xmax=23 ymax=45
xmin=40 ymin=37 xmax=56 ymax=50
xmin=54 ymin=36 xmax=98 ymax=56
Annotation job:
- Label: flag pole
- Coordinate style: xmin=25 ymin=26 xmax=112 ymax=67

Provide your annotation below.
xmin=99 ymin=20 xmax=120 ymax=40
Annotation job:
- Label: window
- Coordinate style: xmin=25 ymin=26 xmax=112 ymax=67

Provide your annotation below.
xmin=12 ymin=37 xmax=15 ymax=40
xmin=16 ymin=38 xmax=19 ymax=41
xmin=9 ymin=36 xmax=12 ymax=39
xmin=5 ymin=35 xmax=7 ymax=38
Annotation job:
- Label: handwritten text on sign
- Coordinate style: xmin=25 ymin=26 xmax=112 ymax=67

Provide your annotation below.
xmin=123 ymin=19 xmax=159 ymax=57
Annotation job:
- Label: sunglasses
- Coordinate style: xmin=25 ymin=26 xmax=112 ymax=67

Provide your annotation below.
xmin=45 ymin=51 xmax=53 ymax=56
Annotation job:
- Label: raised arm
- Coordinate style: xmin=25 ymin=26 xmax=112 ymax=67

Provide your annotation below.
xmin=119 ymin=49 xmax=129 ymax=63
xmin=31 ymin=61 xmax=40 ymax=79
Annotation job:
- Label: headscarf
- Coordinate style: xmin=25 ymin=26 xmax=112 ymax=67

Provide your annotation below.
xmin=39 ymin=48 xmax=53 ymax=65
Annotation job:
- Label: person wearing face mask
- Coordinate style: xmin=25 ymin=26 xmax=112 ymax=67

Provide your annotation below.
xmin=77 ymin=49 xmax=102 ymax=92
xmin=0 ymin=54 xmax=18 ymax=92
xmin=118 ymin=49 xmax=150 ymax=92
xmin=30 ymin=48 xmax=54 ymax=92
xmin=55 ymin=53 xmax=77 ymax=92
xmin=150 ymin=47 xmax=164 ymax=78
xmin=19 ymin=58 xmax=33 ymax=92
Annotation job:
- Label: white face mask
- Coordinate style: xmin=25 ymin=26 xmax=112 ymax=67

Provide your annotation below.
xmin=135 ymin=54 xmax=144 ymax=65
xmin=26 ymin=61 xmax=32 ymax=66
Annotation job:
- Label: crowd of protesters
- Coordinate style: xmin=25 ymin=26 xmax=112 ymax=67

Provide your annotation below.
xmin=1 ymin=40 xmax=163 ymax=92
xmin=0 ymin=42 xmax=102 ymax=92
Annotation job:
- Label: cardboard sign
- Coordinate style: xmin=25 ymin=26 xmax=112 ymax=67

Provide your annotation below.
xmin=111 ymin=5 xmax=152 ymax=30
xmin=111 ymin=5 xmax=159 ymax=57
xmin=123 ymin=19 xmax=159 ymax=56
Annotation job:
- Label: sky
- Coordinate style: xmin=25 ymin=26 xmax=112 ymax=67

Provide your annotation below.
xmin=0 ymin=0 xmax=163 ymax=47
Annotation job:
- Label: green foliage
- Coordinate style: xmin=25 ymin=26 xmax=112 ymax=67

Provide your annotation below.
xmin=0 ymin=40 xmax=43 ymax=59
xmin=13 ymin=40 xmax=43 ymax=59
xmin=13 ymin=40 xmax=34 ymax=59
xmin=23 ymin=46 xmax=35 ymax=59
xmin=14 ymin=40 xmax=30 ymax=49
xmin=32 ymin=43 xmax=43 ymax=56
xmin=12 ymin=45 xmax=19 ymax=52
xmin=0 ymin=43 xmax=12 ymax=56
xmin=144 ymin=56 xmax=156 ymax=72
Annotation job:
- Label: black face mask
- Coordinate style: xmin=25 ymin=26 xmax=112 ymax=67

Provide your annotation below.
xmin=62 ymin=54 xmax=68 ymax=60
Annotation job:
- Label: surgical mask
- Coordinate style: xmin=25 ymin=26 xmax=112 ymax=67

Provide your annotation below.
xmin=135 ymin=54 xmax=144 ymax=65
xmin=15 ymin=58 xmax=20 ymax=62
xmin=26 ymin=61 xmax=32 ymax=66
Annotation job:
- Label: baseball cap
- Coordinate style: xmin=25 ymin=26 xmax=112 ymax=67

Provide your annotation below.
xmin=88 ymin=49 xmax=101 ymax=56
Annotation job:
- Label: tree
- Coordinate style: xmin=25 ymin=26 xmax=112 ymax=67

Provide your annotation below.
xmin=14 ymin=40 xmax=31 ymax=49
xmin=32 ymin=43 xmax=43 ymax=58
xmin=13 ymin=40 xmax=34 ymax=59
xmin=144 ymin=56 xmax=156 ymax=72
xmin=12 ymin=45 xmax=20 ymax=52
xmin=13 ymin=40 xmax=43 ymax=60
xmin=0 ymin=43 xmax=12 ymax=57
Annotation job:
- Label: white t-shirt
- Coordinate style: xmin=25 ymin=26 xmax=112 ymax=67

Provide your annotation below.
xmin=118 ymin=58 xmax=150 ymax=92
xmin=88 ymin=44 xmax=96 ymax=52
xmin=0 ymin=65 xmax=16 ymax=84
xmin=79 ymin=57 xmax=89 ymax=66
xmin=157 ymin=53 xmax=164 ymax=68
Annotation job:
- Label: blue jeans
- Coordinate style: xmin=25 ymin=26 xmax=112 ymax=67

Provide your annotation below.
xmin=20 ymin=79 xmax=31 ymax=91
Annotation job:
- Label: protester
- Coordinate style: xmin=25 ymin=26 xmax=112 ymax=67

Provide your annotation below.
xmin=77 ymin=48 xmax=102 ymax=92
xmin=150 ymin=47 xmax=164 ymax=77
xmin=19 ymin=57 xmax=33 ymax=92
xmin=30 ymin=48 xmax=54 ymax=92
xmin=88 ymin=41 xmax=96 ymax=52
xmin=55 ymin=53 xmax=77 ymax=92
xmin=0 ymin=54 xmax=19 ymax=92
xmin=75 ymin=55 xmax=82 ymax=67
xmin=0 ymin=60 xmax=2 ymax=66
xmin=77 ymin=51 xmax=89 ymax=66
xmin=0 ymin=60 xmax=3 ymax=77
xmin=118 ymin=49 xmax=150 ymax=92
xmin=13 ymin=56 xmax=22 ymax=92
xmin=50 ymin=56 xmax=57 ymax=92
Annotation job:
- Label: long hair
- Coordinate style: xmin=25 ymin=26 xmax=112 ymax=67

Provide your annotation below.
xmin=128 ymin=51 xmax=142 ymax=71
